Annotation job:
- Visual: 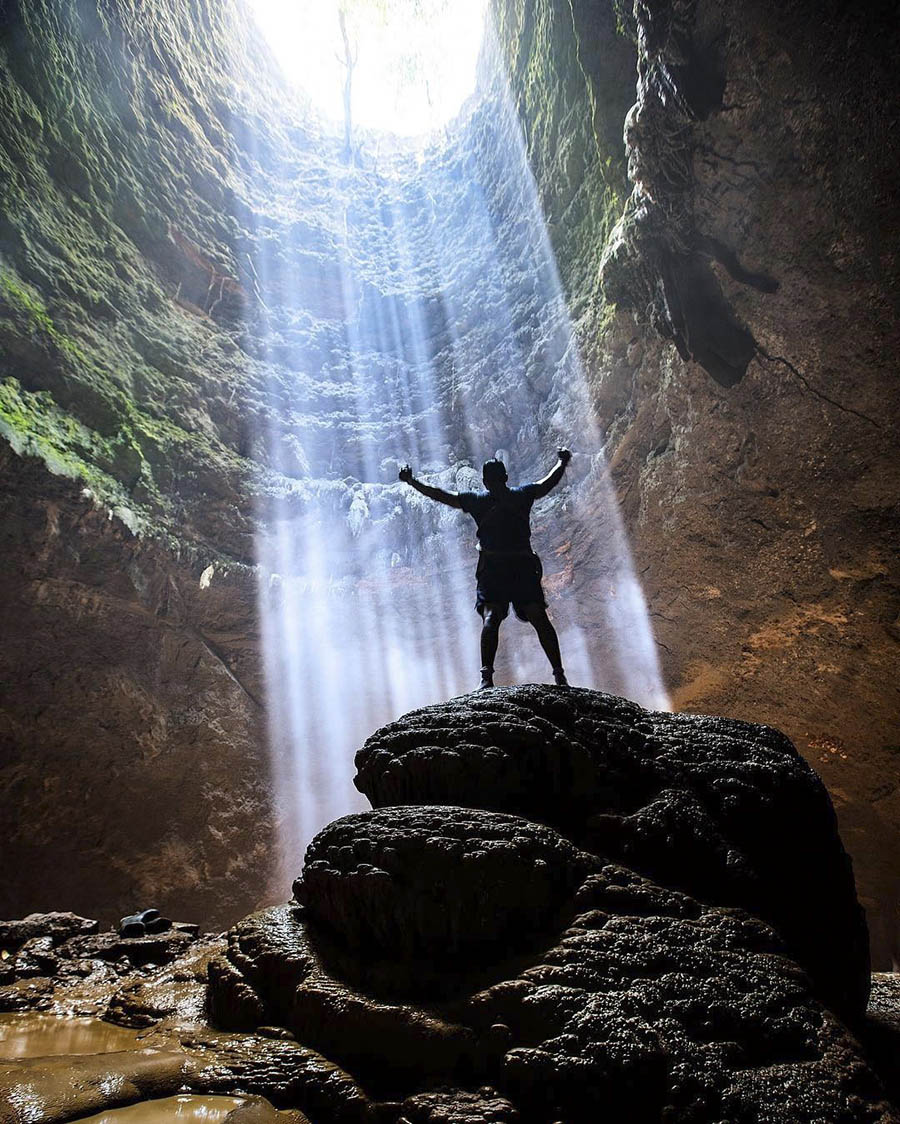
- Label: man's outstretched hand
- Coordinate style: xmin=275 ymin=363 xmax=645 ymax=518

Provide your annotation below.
xmin=557 ymin=448 xmax=572 ymax=467
xmin=398 ymin=464 xmax=414 ymax=484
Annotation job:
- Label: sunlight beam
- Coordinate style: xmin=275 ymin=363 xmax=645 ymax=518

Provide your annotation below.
xmin=249 ymin=0 xmax=488 ymax=136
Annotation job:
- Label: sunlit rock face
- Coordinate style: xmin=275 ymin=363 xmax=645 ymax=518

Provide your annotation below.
xmin=0 ymin=0 xmax=897 ymax=972
xmin=208 ymin=689 xmax=892 ymax=1120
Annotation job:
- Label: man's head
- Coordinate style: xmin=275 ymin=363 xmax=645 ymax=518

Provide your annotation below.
xmin=482 ymin=459 xmax=508 ymax=491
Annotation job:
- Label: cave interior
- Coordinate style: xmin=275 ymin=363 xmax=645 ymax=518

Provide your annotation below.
xmin=0 ymin=0 xmax=899 ymax=1120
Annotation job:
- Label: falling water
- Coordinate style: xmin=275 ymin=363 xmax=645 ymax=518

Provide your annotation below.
xmin=237 ymin=3 xmax=668 ymax=888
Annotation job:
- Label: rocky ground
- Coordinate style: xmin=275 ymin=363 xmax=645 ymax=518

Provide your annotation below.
xmin=1 ymin=689 xmax=898 ymax=1122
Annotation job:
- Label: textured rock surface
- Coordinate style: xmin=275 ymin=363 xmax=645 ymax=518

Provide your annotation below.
xmin=490 ymin=0 xmax=900 ymax=966
xmin=300 ymin=807 xmax=591 ymax=962
xmin=0 ymin=912 xmax=98 ymax=950
xmin=0 ymin=0 xmax=620 ymax=924
xmin=863 ymin=974 xmax=900 ymax=1108
xmin=356 ymin=685 xmax=869 ymax=1020
xmin=205 ymin=689 xmax=896 ymax=1120
xmin=2 ymin=689 xmax=897 ymax=1120
xmin=0 ymin=914 xmax=374 ymax=1124
xmin=211 ymin=879 xmax=897 ymax=1120
xmin=0 ymin=446 xmax=274 ymax=929
xmin=576 ymin=0 xmax=900 ymax=965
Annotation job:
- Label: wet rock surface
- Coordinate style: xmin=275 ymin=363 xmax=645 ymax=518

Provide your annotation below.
xmin=204 ymin=688 xmax=897 ymax=1121
xmin=355 ymin=685 xmax=869 ymax=1020
xmin=0 ymin=914 xmax=373 ymax=1123
xmin=0 ymin=914 xmax=99 ymax=949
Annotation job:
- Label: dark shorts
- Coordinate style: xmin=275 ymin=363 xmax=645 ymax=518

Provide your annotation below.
xmin=475 ymin=551 xmax=546 ymax=622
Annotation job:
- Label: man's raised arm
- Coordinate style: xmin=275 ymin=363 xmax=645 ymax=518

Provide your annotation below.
xmin=398 ymin=464 xmax=464 ymax=508
xmin=531 ymin=448 xmax=572 ymax=498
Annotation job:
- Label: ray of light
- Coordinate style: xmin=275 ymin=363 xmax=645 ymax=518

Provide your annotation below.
xmin=236 ymin=6 xmax=668 ymax=892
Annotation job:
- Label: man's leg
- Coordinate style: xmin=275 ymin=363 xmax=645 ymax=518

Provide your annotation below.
xmin=523 ymin=604 xmax=568 ymax=685
xmin=479 ymin=604 xmax=506 ymax=687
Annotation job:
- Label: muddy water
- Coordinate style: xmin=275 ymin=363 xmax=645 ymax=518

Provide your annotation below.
xmin=0 ymin=1012 xmax=141 ymax=1058
xmin=77 ymin=1095 xmax=255 ymax=1124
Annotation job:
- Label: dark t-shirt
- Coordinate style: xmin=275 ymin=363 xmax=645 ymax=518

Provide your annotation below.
xmin=458 ymin=485 xmax=539 ymax=552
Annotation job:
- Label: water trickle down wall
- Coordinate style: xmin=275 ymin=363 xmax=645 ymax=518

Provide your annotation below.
xmin=234 ymin=18 xmax=666 ymax=873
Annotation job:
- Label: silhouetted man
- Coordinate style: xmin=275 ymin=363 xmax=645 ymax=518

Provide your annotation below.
xmin=399 ymin=450 xmax=572 ymax=689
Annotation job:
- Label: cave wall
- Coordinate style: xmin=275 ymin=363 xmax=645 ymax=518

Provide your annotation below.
xmin=495 ymin=0 xmax=900 ymax=965
xmin=1 ymin=0 xmax=898 ymax=965
xmin=0 ymin=0 xmax=293 ymax=926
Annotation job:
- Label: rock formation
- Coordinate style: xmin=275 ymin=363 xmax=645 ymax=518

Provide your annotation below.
xmin=1 ymin=688 xmax=898 ymax=1120
xmin=205 ymin=687 xmax=895 ymax=1121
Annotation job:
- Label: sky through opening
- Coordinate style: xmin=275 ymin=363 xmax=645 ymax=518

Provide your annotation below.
xmin=249 ymin=0 xmax=489 ymax=136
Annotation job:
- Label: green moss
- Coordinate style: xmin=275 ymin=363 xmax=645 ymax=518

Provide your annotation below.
xmin=0 ymin=376 xmax=133 ymax=506
xmin=0 ymin=270 xmax=97 ymax=371
xmin=0 ymin=272 xmax=55 ymax=336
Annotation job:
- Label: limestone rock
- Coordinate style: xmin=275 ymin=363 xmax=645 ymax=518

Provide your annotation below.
xmin=355 ymin=685 xmax=869 ymax=1020
xmin=0 ymin=912 xmax=206 ymax=1014
xmin=210 ymin=905 xmax=481 ymax=1090
xmin=0 ymin=912 xmax=99 ymax=951
xmin=209 ymin=868 xmax=893 ymax=1121
xmin=0 ymin=0 xmax=897 ymax=969
xmin=397 ymin=1089 xmax=520 ymax=1123
xmin=299 ymin=806 xmax=592 ymax=963
xmin=863 ymin=974 xmax=900 ymax=1107
xmin=202 ymin=687 xmax=895 ymax=1119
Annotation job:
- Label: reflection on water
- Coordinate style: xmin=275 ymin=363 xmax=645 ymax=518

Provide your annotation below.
xmin=78 ymin=1095 xmax=250 ymax=1124
xmin=0 ymin=1016 xmax=294 ymax=1123
xmin=0 ymin=1013 xmax=140 ymax=1058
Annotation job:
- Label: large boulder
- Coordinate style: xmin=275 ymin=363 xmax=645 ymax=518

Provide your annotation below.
xmin=211 ymin=858 xmax=893 ymax=1121
xmin=206 ymin=687 xmax=891 ymax=1121
xmin=354 ymin=686 xmax=869 ymax=1020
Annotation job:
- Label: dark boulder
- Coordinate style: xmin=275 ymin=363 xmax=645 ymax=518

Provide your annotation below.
xmin=209 ymin=864 xmax=893 ymax=1121
xmin=204 ymin=687 xmax=889 ymax=1120
xmin=354 ymin=686 xmax=869 ymax=1020
xmin=299 ymin=806 xmax=593 ymax=964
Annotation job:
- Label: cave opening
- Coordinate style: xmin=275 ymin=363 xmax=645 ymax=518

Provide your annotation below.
xmin=2 ymin=0 xmax=896 ymax=989
xmin=249 ymin=0 xmax=489 ymax=138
